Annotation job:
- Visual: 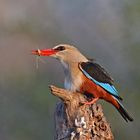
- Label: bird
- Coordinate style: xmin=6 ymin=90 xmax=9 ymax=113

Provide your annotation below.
xmin=32 ymin=44 xmax=133 ymax=122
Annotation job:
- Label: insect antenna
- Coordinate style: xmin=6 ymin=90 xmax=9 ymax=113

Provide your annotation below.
xmin=35 ymin=49 xmax=46 ymax=69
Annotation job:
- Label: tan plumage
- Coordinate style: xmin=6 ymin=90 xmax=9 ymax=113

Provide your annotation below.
xmin=52 ymin=44 xmax=88 ymax=91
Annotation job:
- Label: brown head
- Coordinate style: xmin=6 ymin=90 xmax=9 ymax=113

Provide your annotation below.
xmin=32 ymin=44 xmax=88 ymax=64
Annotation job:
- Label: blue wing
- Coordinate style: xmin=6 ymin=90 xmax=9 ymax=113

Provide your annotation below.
xmin=79 ymin=62 xmax=122 ymax=100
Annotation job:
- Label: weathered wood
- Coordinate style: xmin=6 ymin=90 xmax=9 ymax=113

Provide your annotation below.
xmin=49 ymin=85 xmax=114 ymax=140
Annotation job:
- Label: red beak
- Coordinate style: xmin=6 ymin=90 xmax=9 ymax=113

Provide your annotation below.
xmin=32 ymin=49 xmax=56 ymax=56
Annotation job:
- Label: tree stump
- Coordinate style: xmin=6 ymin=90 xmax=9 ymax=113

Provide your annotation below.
xmin=49 ymin=85 xmax=114 ymax=140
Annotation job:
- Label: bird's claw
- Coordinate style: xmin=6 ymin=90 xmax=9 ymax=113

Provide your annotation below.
xmin=81 ymin=98 xmax=99 ymax=105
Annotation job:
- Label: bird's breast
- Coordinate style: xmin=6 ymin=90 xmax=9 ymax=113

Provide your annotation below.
xmin=64 ymin=72 xmax=83 ymax=92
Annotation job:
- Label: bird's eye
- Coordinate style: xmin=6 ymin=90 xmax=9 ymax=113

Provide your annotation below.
xmin=54 ymin=46 xmax=65 ymax=51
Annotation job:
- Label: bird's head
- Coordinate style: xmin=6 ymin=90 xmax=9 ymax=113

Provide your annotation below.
xmin=32 ymin=44 xmax=87 ymax=64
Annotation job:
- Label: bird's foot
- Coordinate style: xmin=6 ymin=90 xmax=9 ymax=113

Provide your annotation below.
xmin=83 ymin=98 xmax=99 ymax=105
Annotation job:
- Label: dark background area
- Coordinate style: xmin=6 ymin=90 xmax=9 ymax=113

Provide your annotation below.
xmin=0 ymin=0 xmax=139 ymax=139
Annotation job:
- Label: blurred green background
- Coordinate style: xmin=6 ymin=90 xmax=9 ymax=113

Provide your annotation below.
xmin=0 ymin=0 xmax=139 ymax=139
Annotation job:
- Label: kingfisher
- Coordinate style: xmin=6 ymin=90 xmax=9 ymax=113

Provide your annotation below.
xmin=32 ymin=44 xmax=133 ymax=122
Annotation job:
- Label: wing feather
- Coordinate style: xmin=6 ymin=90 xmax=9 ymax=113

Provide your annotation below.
xmin=79 ymin=61 xmax=122 ymax=100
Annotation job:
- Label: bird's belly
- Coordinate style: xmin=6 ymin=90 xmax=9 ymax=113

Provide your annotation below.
xmin=80 ymin=75 xmax=111 ymax=99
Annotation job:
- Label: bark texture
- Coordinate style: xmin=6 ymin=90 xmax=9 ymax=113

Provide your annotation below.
xmin=49 ymin=85 xmax=114 ymax=140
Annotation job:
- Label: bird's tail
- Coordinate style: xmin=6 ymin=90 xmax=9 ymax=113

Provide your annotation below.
xmin=115 ymin=98 xmax=133 ymax=122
